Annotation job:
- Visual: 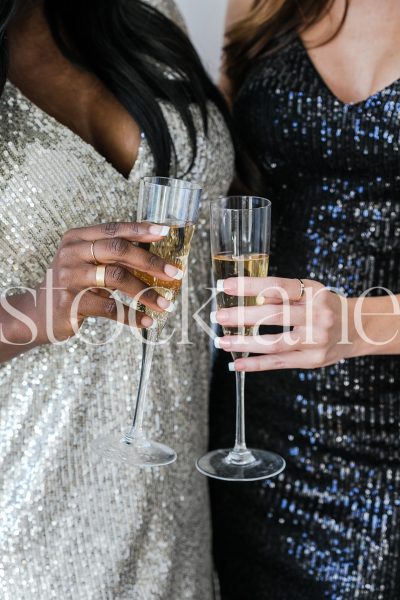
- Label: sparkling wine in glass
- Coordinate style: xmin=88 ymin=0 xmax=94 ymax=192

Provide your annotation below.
xmin=93 ymin=177 xmax=202 ymax=467
xmin=196 ymin=196 xmax=286 ymax=481
xmin=132 ymin=220 xmax=195 ymax=328
xmin=212 ymin=253 xmax=270 ymax=335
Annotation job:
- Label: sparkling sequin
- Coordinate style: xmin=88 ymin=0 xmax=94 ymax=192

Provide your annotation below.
xmin=0 ymin=0 xmax=234 ymax=597
xmin=210 ymin=38 xmax=400 ymax=600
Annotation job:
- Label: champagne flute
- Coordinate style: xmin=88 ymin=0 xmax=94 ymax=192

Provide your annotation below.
xmin=93 ymin=177 xmax=202 ymax=467
xmin=196 ymin=196 xmax=286 ymax=481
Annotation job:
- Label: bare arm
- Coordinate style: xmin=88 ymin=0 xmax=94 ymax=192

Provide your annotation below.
xmin=213 ymin=278 xmax=400 ymax=373
xmin=220 ymin=0 xmax=255 ymax=101
xmin=0 ymin=221 xmax=183 ymax=365
xmin=0 ymin=291 xmax=45 ymax=363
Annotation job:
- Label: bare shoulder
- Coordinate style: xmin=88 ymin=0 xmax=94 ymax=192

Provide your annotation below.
xmin=221 ymin=0 xmax=255 ymax=100
xmin=226 ymin=0 xmax=255 ymax=30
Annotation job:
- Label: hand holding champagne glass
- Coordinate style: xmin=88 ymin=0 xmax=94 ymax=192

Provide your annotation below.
xmin=196 ymin=196 xmax=286 ymax=481
xmin=93 ymin=177 xmax=202 ymax=467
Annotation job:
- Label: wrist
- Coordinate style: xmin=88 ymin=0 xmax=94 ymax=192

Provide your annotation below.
xmin=346 ymin=295 xmax=400 ymax=358
xmin=1 ymin=288 xmax=46 ymax=349
xmin=346 ymin=297 xmax=367 ymax=358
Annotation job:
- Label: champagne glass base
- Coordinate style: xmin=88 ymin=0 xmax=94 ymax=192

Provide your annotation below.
xmin=92 ymin=434 xmax=177 ymax=467
xmin=196 ymin=448 xmax=285 ymax=482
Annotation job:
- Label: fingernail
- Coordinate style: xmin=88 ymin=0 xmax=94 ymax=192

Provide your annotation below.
xmin=141 ymin=315 xmax=154 ymax=328
xmin=256 ymin=295 xmax=265 ymax=306
xmin=210 ymin=310 xmax=228 ymax=324
xmin=164 ymin=264 xmax=184 ymax=280
xmin=148 ymin=224 xmax=170 ymax=236
xmin=214 ymin=337 xmax=222 ymax=349
xmin=157 ymin=296 xmax=174 ymax=311
xmin=228 ymin=362 xmax=236 ymax=372
xmin=216 ymin=279 xmax=225 ymax=292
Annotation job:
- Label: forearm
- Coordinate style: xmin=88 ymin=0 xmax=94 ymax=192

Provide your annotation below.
xmin=0 ymin=291 xmax=45 ymax=364
xmin=348 ymin=294 xmax=400 ymax=357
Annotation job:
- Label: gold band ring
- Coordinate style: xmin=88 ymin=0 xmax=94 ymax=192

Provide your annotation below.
xmin=294 ymin=278 xmax=305 ymax=302
xmin=95 ymin=265 xmax=107 ymax=288
xmin=90 ymin=241 xmax=99 ymax=265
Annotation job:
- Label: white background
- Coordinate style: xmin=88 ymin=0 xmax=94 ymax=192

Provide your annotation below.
xmin=175 ymin=0 xmax=228 ymax=81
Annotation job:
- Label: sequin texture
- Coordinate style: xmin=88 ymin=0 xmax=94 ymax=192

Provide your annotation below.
xmin=210 ymin=38 xmax=400 ymax=600
xmin=0 ymin=0 xmax=235 ymax=597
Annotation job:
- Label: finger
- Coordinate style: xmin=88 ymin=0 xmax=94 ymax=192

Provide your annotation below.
xmin=99 ymin=265 xmax=176 ymax=311
xmin=61 ymin=264 xmax=174 ymax=313
xmin=230 ymin=350 xmax=316 ymax=372
xmin=87 ymin=282 xmax=173 ymax=313
xmin=213 ymin=304 xmax=305 ymax=327
xmin=215 ymin=332 xmax=302 ymax=354
xmin=79 ymin=291 xmax=153 ymax=329
xmin=218 ymin=277 xmax=318 ymax=302
xmin=72 ymin=238 xmax=183 ymax=283
xmin=90 ymin=287 xmax=112 ymax=299
xmin=64 ymin=221 xmax=171 ymax=244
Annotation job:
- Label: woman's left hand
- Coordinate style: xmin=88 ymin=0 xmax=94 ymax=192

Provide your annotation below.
xmin=212 ymin=277 xmax=360 ymax=372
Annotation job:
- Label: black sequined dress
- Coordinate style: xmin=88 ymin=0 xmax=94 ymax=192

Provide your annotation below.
xmin=210 ymin=38 xmax=400 ymax=600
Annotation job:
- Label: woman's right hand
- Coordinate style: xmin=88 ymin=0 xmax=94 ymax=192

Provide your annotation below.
xmin=28 ymin=221 xmax=182 ymax=346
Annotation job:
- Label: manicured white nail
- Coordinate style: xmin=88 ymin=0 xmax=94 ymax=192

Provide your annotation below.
xmin=228 ymin=362 xmax=236 ymax=372
xmin=164 ymin=264 xmax=184 ymax=280
xmin=149 ymin=224 xmax=170 ymax=236
xmin=216 ymin=279 xmax=225 ymax=292
xmin=214 ymin=337 xmax=222 ymax=349
xmin=256 ymin=295 xmax=265 ymax=306
xmin=165 ymin=302 xmax=176 ymax=313
xmin=210 ymin=311 xmax=218 ymax=324
xmin=156 ymin=296 xmax=175 ymax=312
xmin=141 ymin=315 xmax=154 ymax=328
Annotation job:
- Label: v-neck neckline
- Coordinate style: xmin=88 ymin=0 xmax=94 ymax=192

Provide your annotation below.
xmin=6 ymin=79 xmax=145 ymax=182
xmin=297 ymin=36 xmax=400 ymax=108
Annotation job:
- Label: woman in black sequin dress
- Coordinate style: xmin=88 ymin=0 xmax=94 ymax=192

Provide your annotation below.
xmin=210 ymin=1 xmax=400 ymax=598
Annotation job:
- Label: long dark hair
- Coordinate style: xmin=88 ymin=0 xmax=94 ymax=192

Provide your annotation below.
xmin=1 ymin=0 xmax=231 ymax=175
xmin=0 ymin=0 xmax=15 ymax=91
xmin=226 ymin=0 xmax=348 ymax=94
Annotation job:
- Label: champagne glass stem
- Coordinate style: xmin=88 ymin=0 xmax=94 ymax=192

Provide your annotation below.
xmin=125 ymin=327 xmax=157 ymax=443
xmin=234 ymin=367 xmax=247 ymax=452
xmin=227 ymin=353 xmax=256 ymax=466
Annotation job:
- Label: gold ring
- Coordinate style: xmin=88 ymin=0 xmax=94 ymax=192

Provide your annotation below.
xmin=90 ymin=241 xmax=99 ymax=265
xmin=294 ymin=278 xmax=305 ymax=302
xmin=95 ymin=265 xmax=106 ymax=288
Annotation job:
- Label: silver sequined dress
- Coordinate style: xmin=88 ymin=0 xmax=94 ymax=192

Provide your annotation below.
xmin=0 ymin=1 xmax=234 ymax=598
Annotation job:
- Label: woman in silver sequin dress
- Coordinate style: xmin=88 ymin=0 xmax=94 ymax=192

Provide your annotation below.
xmin=0 ymin=1 xmax=234 ymax=598
xmin=210 ymin=1 xmax=400 ymax=599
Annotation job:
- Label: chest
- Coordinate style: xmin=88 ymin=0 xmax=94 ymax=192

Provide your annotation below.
xmin=301 ymin=1 xmax=400 ymax=106
xmin=0 ymin=85 xmax=234 ymax=290
xmin=235 ymin=43 xmax=400 ymax=181
xmin=10 ymin=72 xmax=141 ymax=179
